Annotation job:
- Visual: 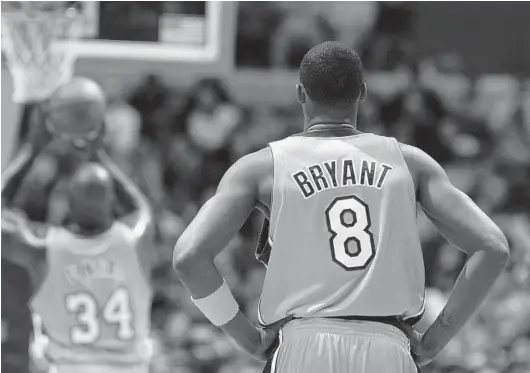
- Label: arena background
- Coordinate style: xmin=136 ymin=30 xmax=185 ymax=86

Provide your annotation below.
xmin=1 ymin=2 xmax=530 ymax=373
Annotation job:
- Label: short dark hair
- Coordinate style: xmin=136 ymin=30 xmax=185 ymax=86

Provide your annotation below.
xmin=299 ymin=41 xmax=363 ymax=107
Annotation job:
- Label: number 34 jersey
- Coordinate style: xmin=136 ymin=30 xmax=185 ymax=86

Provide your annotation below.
xmin=258 ymin=133 xmax=425 ymax=326
xmin=31 ymin=222 xmax=152 ymax=365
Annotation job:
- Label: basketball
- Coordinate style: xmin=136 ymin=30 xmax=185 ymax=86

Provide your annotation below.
xmin=45 ymin=77 xmax=105 ymax=142
xmin=46 ymin=107 xmax=103 ymax=141
xmin=46 ymin=111 xmax=103 ymax=140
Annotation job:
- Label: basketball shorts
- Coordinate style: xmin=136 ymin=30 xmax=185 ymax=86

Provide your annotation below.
xmin=263 ymin=318 xmax=418 ymax=373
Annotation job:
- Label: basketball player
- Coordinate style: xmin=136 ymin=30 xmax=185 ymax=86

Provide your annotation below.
xmin=1 ymin=81 xmax=153 ymax=373
xmin=173 ymin=42 xmax=510 ymax=372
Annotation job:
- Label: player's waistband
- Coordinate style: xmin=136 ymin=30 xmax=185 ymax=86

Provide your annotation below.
xmin=284 ymin=317 xmax=410 ymax=349
xmin=334 ymin=314 xmax=413 ymax=330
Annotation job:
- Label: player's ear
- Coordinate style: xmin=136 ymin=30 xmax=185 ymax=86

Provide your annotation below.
xmin=296 ymin=84 xmax=306 ymax=104
xmin=359 ymin=83 xmax=367 ymax=103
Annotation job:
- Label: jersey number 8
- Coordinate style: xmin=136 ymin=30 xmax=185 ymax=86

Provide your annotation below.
xmin=325 ymin=195 xmax=376 ymax=270
xmin=66 ymin=287 xmax=135 ymax=345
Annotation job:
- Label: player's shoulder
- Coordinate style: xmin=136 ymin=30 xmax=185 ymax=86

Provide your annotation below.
xmin=396 ymin=142 xmax=448 ymax=191
xmin=111 ymin=220 xmax=139 ymax=243
xmin=226 ymin=147 xmax=273 ymax=184
xmin=398 ymin=142 xmax=434 ymax=168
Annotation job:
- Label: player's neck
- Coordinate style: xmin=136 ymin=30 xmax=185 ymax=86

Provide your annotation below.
xmin=303 ymin=106 xmax=358 ymax=131
xmin=304 ymin=117 xmax=357 ymax=131
xmin=67 ymin=217 xmax=114 ymax=237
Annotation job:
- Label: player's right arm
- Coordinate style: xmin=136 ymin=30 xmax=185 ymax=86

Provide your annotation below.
xmin=1 ymin=144 xmax=49 ymax=249
xmin=96 ymin=149 xmax=152 ymax=238
xmin=401 ymin=144 xmax=510 ymax=364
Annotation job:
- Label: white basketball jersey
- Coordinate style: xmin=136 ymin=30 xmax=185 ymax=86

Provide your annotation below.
xmin=258 ymin=133 xmax=425 ymax=325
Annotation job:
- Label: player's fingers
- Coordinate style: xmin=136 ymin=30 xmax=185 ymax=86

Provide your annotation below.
xmin=398 ymin=318 xmax=416 ymax=337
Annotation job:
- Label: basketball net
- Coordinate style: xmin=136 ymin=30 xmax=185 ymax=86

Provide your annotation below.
xmin=1 ymin=3 xmax=83 ymax=103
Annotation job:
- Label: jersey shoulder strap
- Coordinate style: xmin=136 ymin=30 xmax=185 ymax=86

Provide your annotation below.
xmin=112 ymin=221 xmax=139 ymax=244
xmin=44 ymin=226 xmax=64 ymax=253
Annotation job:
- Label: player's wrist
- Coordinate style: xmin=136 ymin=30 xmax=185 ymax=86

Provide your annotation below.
xmin=191 ymin=279 xmax=240 ymax=327
xmin=252 ymin=327 xmax=269 ymax=360
xmin=419 ymin=326 xmax=443 ymax=360
xmin=221 ymin=314 xmax=260 ymax=347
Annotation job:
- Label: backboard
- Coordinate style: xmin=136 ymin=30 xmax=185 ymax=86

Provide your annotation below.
xmin=53 ymin=1 xmax=222 ymax=62
xmin=2 ymin=1 xmax=223 ymax=63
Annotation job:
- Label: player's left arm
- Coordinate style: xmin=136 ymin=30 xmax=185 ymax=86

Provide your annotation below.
xmin=1 ymin=144 xmax=49 ymax=248
xmin=96 ymin=149 xmax=152 ymax=238
xmin=173 ymin=148 xmax=282 ymax=361
xmin=401 ymin=143 xmax=510 ymax=364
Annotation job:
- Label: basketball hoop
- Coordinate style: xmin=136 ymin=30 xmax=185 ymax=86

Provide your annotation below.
xmin=1 ymin=2 xmax=84 ymax=103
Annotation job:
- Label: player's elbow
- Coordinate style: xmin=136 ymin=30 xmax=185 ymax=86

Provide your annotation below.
xmin=172 ymin=242 xmax=192 ymax=274
xmin=172 ymin=239 xmax=205 ymax=276
xmin=481 ymin=228 xmax=510 ymax=265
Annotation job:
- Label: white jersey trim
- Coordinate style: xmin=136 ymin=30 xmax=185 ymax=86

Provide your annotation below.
xmin=268 ymin=143 xmax=286 ymax=244
xmin=402 ymin=288 xmax=427 ymax=322
xmin=269 ymin=329 xmax=283 ymax=373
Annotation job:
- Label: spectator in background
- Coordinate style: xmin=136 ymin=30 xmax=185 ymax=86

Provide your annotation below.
xmin=235 ymin=2 xmax=284 ymax=67
xmin=129 ymin=74 xmax=171 ymax=142
xmin=162 ymin=134 xmax=203 ymax=217
xmin=105 ymin=98 xmax=142 ymax=172
xmin=230 ymin=107 xmax=285 ymax=158
xmin=381 ymin=66 xmax=453 ymax=163
xmin=271 ymin=6 xmax=335 ymax=69
xmin=361 ymin=1 xmax=416 ymax=70
xmin=486 ymin=81 xmax=530 ymax=216
xmin=182 ymin=78 xmax=241 ymax=192
xmin=106 ymin=98 xmax=164 ymax=205
xmin=184 ymin=78 xmax=241 ymax=154
xmin=317 ymin=2 xmax=378 ymax=50
xmin=236 ymin=2 xmax=375 ymax=69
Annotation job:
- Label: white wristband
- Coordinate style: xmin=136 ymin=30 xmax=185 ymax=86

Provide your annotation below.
xmin=191 ymin=280 xmax=240 ymax=326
